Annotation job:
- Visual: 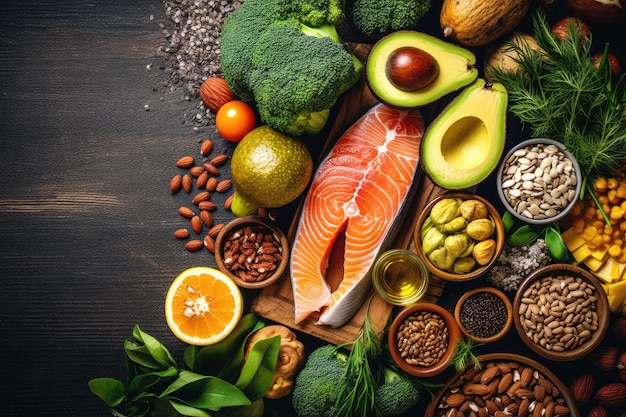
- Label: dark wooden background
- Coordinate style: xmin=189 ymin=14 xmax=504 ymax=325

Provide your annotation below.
xmin=2 ymin=1 xmax=626 ymax=417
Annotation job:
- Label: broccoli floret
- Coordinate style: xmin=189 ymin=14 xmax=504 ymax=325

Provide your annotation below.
xmin=349 ymin=0 xmax=431 ymax=40
xmin=291 ymin=345 xmax=350 ymax=417
xmin=249 ymin=20 xmax=361 ymax=136
xmin=219 ymin=0 xmax=362 ymax=136
xmin=374 ymin=365 xmax=421 ymax=416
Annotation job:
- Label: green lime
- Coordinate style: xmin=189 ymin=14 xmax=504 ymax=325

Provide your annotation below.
xmin=230 ymin=125 xmax=313 ymax=217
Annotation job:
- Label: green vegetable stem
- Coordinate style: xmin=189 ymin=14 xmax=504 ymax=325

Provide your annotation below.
xmin=88 ymin=316 xmax=278 ymax=417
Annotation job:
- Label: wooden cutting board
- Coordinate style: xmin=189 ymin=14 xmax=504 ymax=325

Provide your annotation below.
xmin=250 ymin=65 xmax=449 ymax=345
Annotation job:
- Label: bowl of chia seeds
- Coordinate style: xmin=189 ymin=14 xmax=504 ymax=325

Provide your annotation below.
xmin=454 ymin=286 xmax=513 ymax=343
xmin=496 ymin=138 xmax=582 ymax=225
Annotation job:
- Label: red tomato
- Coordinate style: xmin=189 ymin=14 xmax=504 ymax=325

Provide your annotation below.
xmin=215 ymin=100 xmax=256 ymax=142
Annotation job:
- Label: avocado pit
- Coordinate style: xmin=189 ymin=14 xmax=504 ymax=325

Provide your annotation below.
xmin=385 ymin=47 xmax=440 ymax=92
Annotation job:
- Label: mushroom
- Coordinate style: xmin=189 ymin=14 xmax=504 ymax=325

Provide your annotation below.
xmin=244 ymin=325 xmax=305 ymax=399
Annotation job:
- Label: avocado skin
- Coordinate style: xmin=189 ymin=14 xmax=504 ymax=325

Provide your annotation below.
xmin=420 ymin=79 xmax=508 ymax=190
xmin=366 ymin=31 xmax=478 ymax=108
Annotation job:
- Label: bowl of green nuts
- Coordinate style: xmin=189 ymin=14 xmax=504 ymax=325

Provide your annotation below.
xmin=388 ymin=302 xmax=463 ymax=377
xmin=496 ymin=138 xmax=582 ymax=225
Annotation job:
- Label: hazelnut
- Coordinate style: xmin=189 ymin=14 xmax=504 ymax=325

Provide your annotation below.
xmin=199 ymin=77 xmax=235 ymax=112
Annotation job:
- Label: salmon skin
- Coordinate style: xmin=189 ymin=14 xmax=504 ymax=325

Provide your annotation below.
xmin=289 ymin=103 xmax=424 ymax=328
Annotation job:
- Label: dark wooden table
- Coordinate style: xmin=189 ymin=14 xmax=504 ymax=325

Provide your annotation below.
xmin=2 ymin=1 xmax=625 ymax=417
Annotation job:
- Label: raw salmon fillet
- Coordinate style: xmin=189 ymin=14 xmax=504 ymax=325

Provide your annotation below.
xmin=289 ymin=103 xmax=424 ymax=328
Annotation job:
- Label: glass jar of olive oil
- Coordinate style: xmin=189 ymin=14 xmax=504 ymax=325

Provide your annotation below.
xmin=372 ymin=249 xmax=429 ymax=306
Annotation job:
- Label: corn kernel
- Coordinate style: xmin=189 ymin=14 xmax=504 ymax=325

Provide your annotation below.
xmin=582 ymin=226 xmax=597 ymax=241
xmin=590 ymin=234 xmax=604 ymax=248
xmin=594 ymin=177 xmax=608 ymax=193
xmin=607 ymin=177 xmax=619 ymax=189
xmin=617 ymin=186 xmax=626 ymax=199
xmin=584 ymin=206 xmax=596 ymax=220
xmin=608 ymin=244 xmax=622 ymax=258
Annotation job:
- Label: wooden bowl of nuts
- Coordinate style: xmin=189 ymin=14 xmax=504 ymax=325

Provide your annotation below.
xmin=513 ymin=263 xmax=610 ymax=362
xmin=496 ymin=138 xmax=582 ymax=225
xmin=214 ymin=215 xmax=289 ymax=290
xmin=388 ymin=302 xmax=463 ymax=378
xmin=425 ymin=353 xmax=581 ymax=417
xmin=413 ymin=192 xmax=505 ymax=282
xmin=454 ymin=286 xmax=513 ymax=344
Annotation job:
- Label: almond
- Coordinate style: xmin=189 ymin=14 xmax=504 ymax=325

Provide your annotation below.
xmin=208 ymin=223 xmax=225 ymax=238
xmin=190 ymin=166 xmax=205 ymax=177
xmin=587 ymin=405 xmax=609 ymax=417
xmin=185 ymin=239 xmax=204 ymax=251
xmin=204 ymin=235 xmax=215 ymax=253
xmin=553 ymin=404 xmax=570 ymax=416
xmin=199 ymin=77 xmax=234 ymax=112
xmin=532 ymin=402 xmax=543 ymax=417
xmin=178 ymin=206 xmax=194 ymax=218
xmin=173 ymin=228 xmax=189 ymax=239
xmin=467 ymin=384 xmax=490 ymax=396
xmin=192 ymin=191 xmax=210 ymax=205
xmin=543 ymin=401 xmax=554 ymax=417
xmin=594 ymin=382 xmax=626 ymax=407
xmin=518 ymin=398 xmax=530 ymax=417
xmin=515 ymin=388 xmax=535 ymax=400
xmin=176 ymin=155 xmax=194 ymax=168
xmin=200 ymin=139 xmax=214 ymax=156
xmin=520 ymin=366 xmax=534 ymax=387
xmin=498 ymin=372 xmax=513 ymax=393
xmin=445 ymin=393 xmax=467 ymax=408
xmin=203 ymin=163 xmax=220 ymax=176
xmin=191 ymin=216 xmax=203 ymax=234
xmin=588 ymin=345 xmax=619 ymax=372
xmin=198 ymin=200 xmax=217 ymax=211
xmin=210 ymin=153 xmax=229 ymax=166
xmin=200 ymin=210 xmax=213 ymax=227
xmin=205 ymin=176 xmax=219 ymax=192
xmin=196 ymin=171 xmax=209 ymax=189
xmin=182 ymin=174 xmax=193 ymax=193
xmin=224 ymin=194 xmax=234 ymax=210
xmin=533 ymin=384 xmax=546 ymax=402
xmin=216 ymin=179 xmax=232 ymax=193
xmin=506 ymin=381 xmax=522 ymax=397
xmin=170 ymin=174 xmax=182 ymax=193
xmin=480 ymin=366 xmax=500 ymax=384
xmin=570 ymin=371 xmax=595 ymax=406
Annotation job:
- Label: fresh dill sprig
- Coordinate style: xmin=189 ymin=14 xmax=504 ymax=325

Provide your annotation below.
xmin=451 ymin=337 xmax=483 ymax=372
xmin=489 ymin=11 xmax=626 ymax=183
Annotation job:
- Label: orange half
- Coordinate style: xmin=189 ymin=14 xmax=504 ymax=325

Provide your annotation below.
xmin=165 ymin=267 xmax=243 ymax=345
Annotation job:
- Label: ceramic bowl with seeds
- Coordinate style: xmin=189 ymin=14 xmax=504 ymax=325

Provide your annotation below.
xmin=512 ymin=263 xmax=609 ymax=362
xmin=425 ymin=353 xmax=580 ymax=417
xmin=454 ymin=286 xmax=513 ymax=344
xmin=496 ymin=138 xmax=582 ymax=225
xmin=214 ymin=215 xmax=289 ymax=290
xmin=388 ymin=302 xmax=463 ymax=377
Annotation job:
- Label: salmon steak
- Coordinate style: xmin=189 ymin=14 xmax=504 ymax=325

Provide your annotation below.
xmin=289 ymin=103 xmax=424 ymax=328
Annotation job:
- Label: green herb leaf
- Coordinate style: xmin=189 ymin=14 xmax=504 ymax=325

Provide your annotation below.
xmin=132 ymin=325 xmax=177 ymax=369
xmin=544 ymin=226 xmax=575 ymax=263
xmin=159 ymin=370 xmax=251 ymax=409
xmin=88 ymin=377 xmax=126 ymax=408
xmin=128 ymin=366 xmax=179 ymax=396
xmin=190 ymin=313 xmax=264 ymax=379
xmin=235 ymin=334 xmax=280 ymax=401
xmin=169 ymin=400 xmax=216 ymax=417
xmin=125 ymin=340 xmax=166 ymax=371
xmin=506 ymin=224 xmax=543 ymax=247
xmin=501 ymin=211 xmax=517 ymax=234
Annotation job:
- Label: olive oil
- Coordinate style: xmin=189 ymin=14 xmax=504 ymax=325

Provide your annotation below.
xmin=372 ymin=249 xmax=429 ymax=305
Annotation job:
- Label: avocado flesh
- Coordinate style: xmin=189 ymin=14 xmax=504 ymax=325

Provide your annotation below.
xmin=366 ymin=31 xmax=478 ymax=108
xmin=421 ymin=79 xmax=508 ymax=189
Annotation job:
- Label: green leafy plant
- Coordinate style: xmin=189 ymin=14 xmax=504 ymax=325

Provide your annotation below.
xmin=451 ymin=337 xmax=483 ymax=372
xmin=88 ymin=315 xmax=277 ymax=417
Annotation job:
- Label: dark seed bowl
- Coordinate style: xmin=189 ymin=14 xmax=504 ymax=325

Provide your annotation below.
xmin=454 ymin=286 xmax=512 ymax=344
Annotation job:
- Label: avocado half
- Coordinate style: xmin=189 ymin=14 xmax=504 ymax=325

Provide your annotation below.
xmin=420 ymin=79 xmax=508 ymax=189
xmin=366 ymin=31 xmax=478 ymax=108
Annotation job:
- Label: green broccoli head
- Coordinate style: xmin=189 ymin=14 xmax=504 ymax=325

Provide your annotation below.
xmin=349 ymin=0 xmax=431 ymax=40
xmin=249 ymin=20 xmax=361 ymax=136
xmin=279 ymin=0 xmax=347 ymax=27
xmin=291 ymin=345 xmax=347 ymax=417
xmin=220 ymin=0 xmax=284 ymax=101
xmin=374 ymin=366 xmax=421 ymax=416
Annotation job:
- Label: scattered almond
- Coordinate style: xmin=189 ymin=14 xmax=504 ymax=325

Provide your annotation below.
xmin=200 ymin=139 xmax=214 ymax=156
xmin=173 ymin=229 xmax=190 ymax=239
xmin=203 ymin=163 xmax=220 ymax=176
xmin=210 ymin=154 xmax=229 ymax=166
xmin=196 ymin=171 xmax=209 ymax=189
xmin=192 ymin=191 xmax=210 ymax=205
xmin=208 ymin=223 xmax=225 ymax=238
xmin=204 ymin=235 xmax=216 ymax=253
xmin=170 ymin=174 xmax=182 ymax=193
xmin=182 ymin=174 xmax=193 ymax=193
xmin=178 ymin=206 xmax=194 ymax=218
xmin=176 ymin=156 xmax=194 ymax=168
xmin=224 ymin=194 xmax=234 ymax=210
xmin=189 ymin=166 xmax=205 ymax=177
xmin=205 ymin=177 xmax=218 ymax=192
xmin=198 ymin=201 xmax=217 ymax=211
xmin=199 ymin=77 xmax=234 ymax=112
xmin=185 ymin=239 xmax=204 ymax=251
xmin=191 ymin=216 xmax=203 ymax=234
xmin=216 ymin=179 xmax=232 ymax=193
xmin=200 ymin=210 xmax=213 ymax=227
